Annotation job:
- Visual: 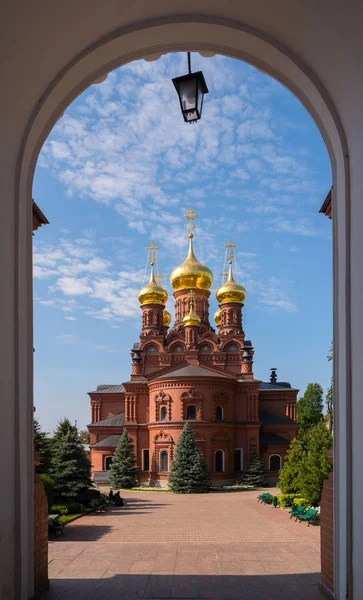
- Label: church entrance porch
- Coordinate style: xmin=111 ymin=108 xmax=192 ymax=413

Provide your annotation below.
xmin=43 ymin=489 xmax=323 ymax=599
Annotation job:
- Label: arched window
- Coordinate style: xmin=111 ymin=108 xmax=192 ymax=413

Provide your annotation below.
xmin=145 ymin=345 xmax=158 ymax=353
xmin=172 ymin=345 xmax=184 ymax=353
xmin=216 ymin=406 xmax=224 ymax=421
xmin=269 ymin=454 xmax=282 ymax=471
xmin=160 ymin=406 xmax=167 ymax=421
xmin=159 ymin=450 xmax=168 ymax=472
xmin=104 ymin=456 xmax=113 ymax=470
xmin=200 ymin=344 xmax=212 ymax=353
xmin=215 ymin=449 xmax=224 ymax=472
xmin=186 ymin=405 xmax=196 ymax=420
xmin=225 ymin=343 xmax=239 ymax=353
xmin=178 ymin=299 xmax=182 ymax=321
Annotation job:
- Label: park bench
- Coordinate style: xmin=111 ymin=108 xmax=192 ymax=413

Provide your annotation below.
xmin=48 ymin=515 xmax=64 ymax=537
xmin=289 ymin=504 xmax=306 ymax=519
xmin=296 ymin=508 xmax=318 ymax=526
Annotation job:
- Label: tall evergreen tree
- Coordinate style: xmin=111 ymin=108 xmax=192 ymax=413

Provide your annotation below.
xmin=278 ymin=437 xmax=305 ymax=494
xmin=298 ymin=421 xmax=333 ymax=506
xmin=50 ymin=429 xmax=93 ymax=502
xmin=109 ymin=430 xmax=138 ymax=489
xmin=52 ymin=418 xmax=78 ymax=444
xmin=243 ymin=449 xmax=267 ymax=487
xmin=33 ymin=418 xmax=52 ymax=474
xmin=168 ymin=423 xmax=210 ymax=493
xmin=296 ymin=383 xmax=324 ymax=434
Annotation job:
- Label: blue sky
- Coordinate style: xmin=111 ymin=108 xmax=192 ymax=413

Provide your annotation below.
xmin=33 ymin=52 xmax=332 ymax=434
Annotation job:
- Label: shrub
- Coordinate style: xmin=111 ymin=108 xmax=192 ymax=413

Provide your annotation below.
xmin=50 ymin=502 xmax=82 ymax=514
xmin=40 ymin=473 xmax=55 ymax=507
xmin=276 ymin=493 xmax=295 ymax=507
xmin=77 ymin=488 xmax=101 ymax=506
xmin=292 ymin=496 xmax=309 ymax=506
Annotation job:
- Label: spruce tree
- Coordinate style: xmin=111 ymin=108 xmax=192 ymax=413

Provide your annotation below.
xmin=243 ymin=449 xmax=267 ymax=487
xmin=296 ymin=383 xmax=324 ymax=434
xmin=50 ymin=429 xmax=93 ymax=502
xmin=52 ymin=418 xmax=78 ymax=444
xmin=278 ymin=437 xmax=304 ymax=494
xmin=34 ymin=418 xmax=52 ymax=474
xmin=298 ymin=421 xmax=333 ymax=506
xmin=168 ymin=423 xmax=210 ymax=493
xmin=109 ymin=429 xmax=138 ymax=489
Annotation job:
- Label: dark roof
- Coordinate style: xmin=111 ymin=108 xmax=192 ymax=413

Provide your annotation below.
xmin=89 ymin=384 xmax=125 ymax=394
xmin=91 ymin=435 xmax=121 ymax=448
xmin=260 ymin=432 xmax=290 ymax=446
xmin=155 ymin=364 xmax=230 ymax=380
xmin=89 ymin=413 xmax=125 ymax=427
xmin=93 ymin=471 xmax=110 ymax=483
xmin=32 ymin=200 xmax=49 ymax=226
xmin=319 ymin=188 xmax=332 ymax=219
xmin=259 ymin=382 xmax=298 ymax=391
xmin=260 ymin=412 xmax=296 ymax=425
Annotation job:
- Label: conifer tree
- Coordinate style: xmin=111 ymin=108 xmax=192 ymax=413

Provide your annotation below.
xmin=296 ymin=383 xmax=324 ymax=434
xmin=298 ymin=421 xmax=333 ymax=506
xmin=50 ymin=429 xmax=93 ymax=502
xmin=33 ymin=418 xmax=52 ymax=474
xmin=278 ymin=437 xmax=304 ymax=494
xmin=168 ymin=422 xmax=210 ymax=493
xmin=52 ymin=418 xmax=78 ymax=444
xmin=243 ymin=449 xmax=267 ymax=487
xmin=109 ymin=429 xmax=138 ymax=489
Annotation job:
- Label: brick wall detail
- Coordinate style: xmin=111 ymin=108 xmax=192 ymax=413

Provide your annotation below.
xmin=320 ymin=448 xmax=334 ymax=595
xmin=34 ymin=459 xmax=49 ymax=594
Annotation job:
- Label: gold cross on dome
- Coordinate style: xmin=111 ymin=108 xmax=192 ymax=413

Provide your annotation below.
xmin=224 ymin=239 xmax=237 ymax=263
xmin=156 ymin=271 xmax=164 ymax=285
xmin=184 ymin=207 xmax=199 ymax=234
xmin=146 ymin=241 xmax=158 ymax=265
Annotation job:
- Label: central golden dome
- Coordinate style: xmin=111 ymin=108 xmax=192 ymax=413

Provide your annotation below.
xmin=216 ymin=262 xmax=246 ymax=305
xmin=138 ymin=263 xmax=168 ymax=306
xmin=170 ymin=234 xmax=213 ymax=292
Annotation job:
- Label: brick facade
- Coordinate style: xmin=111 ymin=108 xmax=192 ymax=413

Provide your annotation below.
xmin=320 ymin=448 xmax=334 ymax=596
xmin=33 ymin=453 xmax=49 ymax=596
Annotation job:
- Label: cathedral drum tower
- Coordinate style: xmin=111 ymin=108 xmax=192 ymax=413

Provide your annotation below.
xmin=88 ymin=208 xmax=298 ymax=487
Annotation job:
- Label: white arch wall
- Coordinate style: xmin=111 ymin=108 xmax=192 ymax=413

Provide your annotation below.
xmin=1 ymin=5 xmax=363 ymax=599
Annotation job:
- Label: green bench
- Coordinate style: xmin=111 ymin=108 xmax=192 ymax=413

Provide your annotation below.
xmin=296 ymin=508 xmax=318 ymax=526
xmin=289 ymin=504 xmax=306 ymax=519
xmin=48 ymin=516 xmax=64 ymax=537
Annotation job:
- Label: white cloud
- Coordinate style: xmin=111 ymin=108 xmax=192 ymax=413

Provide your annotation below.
xmin=65 ymin=316 xmax=77 ymax=321
xmin=56 ymin=334 xmax=78 ymax=344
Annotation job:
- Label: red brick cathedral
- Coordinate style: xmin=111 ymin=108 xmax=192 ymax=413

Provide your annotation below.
xmin=88 ymin=211 xmax=298 ymax=486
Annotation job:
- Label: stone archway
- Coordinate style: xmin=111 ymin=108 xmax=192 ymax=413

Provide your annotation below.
xmin=4 ymin=14 xmax=352 ymax=600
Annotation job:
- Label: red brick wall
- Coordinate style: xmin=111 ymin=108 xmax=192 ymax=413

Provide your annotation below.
xmin=34 ymin=471 xmax=49 ymax=595
xmin=320 ymin=448 xmax=334 ymax=595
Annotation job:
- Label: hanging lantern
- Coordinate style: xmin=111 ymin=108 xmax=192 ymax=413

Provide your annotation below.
xmin=172 ymin=53 xmax=209 ymax=123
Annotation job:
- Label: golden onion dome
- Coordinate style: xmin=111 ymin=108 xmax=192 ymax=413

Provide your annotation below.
xmin=138 ymin=263 xmax=168 ymax=306
xmin=216 ymin=262 xmax=246 ymax=305
xmin=214 ymin=308 xmax=221 ymax=326
xmin=170 ymin=234 xmax=213 ymax=292
xmin=183 ymin=308 xmax=201 ymax=328
xmin=163 ymin=309 xmax=171 ymax=327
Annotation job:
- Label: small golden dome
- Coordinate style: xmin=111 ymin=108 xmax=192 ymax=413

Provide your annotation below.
xmin=170 ymin=234 xmax=213 ymax=292
xmin=216 ymin=262 xmax=246 ymax=305
xmin=138 ymin=263 xmax=168 ymax=306
xmin=183 ymin=309 xmax=201 ymax=328
xmin=163 ymin=309 xmax=171 ymax=327
xmin=214 ymin=309 xmax=221 ymax=326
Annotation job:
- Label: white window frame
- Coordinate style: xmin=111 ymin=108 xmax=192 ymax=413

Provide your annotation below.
xmin=216 ymin=405 xmax=224 ymax=421
xmin=104 ymin=455 xmax=113 ymax=471
xmin=269 ymin=454 xmax=282 ymax=471
xmin=234 ymin=448 xmax=243 ymax=471
xmin=214 ymin=449 xmax=225 ymax=472
xmin=186 ymin=404 xmax=196 ymax=420
xmin=142 ymin=448 xmax=150 ymax=472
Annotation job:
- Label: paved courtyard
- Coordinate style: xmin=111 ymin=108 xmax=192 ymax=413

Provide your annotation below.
xmin=43 ymin=490 xmax=324 ymax=599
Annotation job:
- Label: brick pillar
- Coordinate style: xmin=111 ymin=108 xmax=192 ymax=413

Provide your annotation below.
xmin=320 ymin=448 xmax=334 ymax=596
xmin=33 ymin=450 xmax=49 ymax=596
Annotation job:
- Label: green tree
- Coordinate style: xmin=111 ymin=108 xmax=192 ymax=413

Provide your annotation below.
xmin=52 ymin=418 xmax=78 ymax=443
xmin=278 ymin=437 xmax=305 ymax=494
xmin=50 ymin=429 xmax=93 ymax=502
xmin=168 ymin=423 xmax=210 ymax=493
xmin=243 ymin=449 xmax=267 ymax=487
xmin=296 ymin=383 xmax=324 ymax=433
xmin=298 ymin=421 xmax=333 ymax=506
xmin=33 ymin=418 xmax=52 ymax=474
xmin=79 ymin=429 xmax=90 ymax=444
xmin=109 ymin=430 xmax=138 ymax=489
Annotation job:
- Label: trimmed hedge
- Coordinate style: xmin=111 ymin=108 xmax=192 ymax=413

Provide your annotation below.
xmin=40 ymin=473 xmax=55 ymax=507
xmin=276 ymin=493 xmax=309 ymax=507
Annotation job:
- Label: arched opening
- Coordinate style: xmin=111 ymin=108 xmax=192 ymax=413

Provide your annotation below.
xmin=104 ymin=456 xmax=113 ymax=470
xmin=7 ymin=14 xmax=352 ymax=600
xmin=225 ymin=343 xmax=239 ymax=353
xmin=216 ymin=406 xmax=224 ymax=421
xmin=269 ymin=454 xmax=282 ymax=471
xmin=186 ymin=405 xmax=196 ymax=420
xmin=215 ymin=449 xmax=225 ymax=472
xmin=159 ymin=450 xmax=168 ymax=472
xmin=160 ymin=406 xmax=167 ymax=421
xmin=145 ymin=345 xmax=158 ymax=354
xmin=171 ymin=344 xmax=184 ymax=353
xmin=200 ymin=344 xmax=212 ymax=353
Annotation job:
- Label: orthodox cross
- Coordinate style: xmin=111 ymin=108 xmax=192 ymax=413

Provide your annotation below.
xmin=146 ymin=241 xmax=158 ymax=265
xmin=156 ymin=271 xmax=164 ymax=285
xmin=184 ymin=207 xmax=198 ymax=234
xmin=224 ymin=239 xmax=237 ymax=263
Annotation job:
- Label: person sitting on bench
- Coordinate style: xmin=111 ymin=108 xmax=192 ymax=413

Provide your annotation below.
xmin=113 ymin=491 xmax=124 ymax=507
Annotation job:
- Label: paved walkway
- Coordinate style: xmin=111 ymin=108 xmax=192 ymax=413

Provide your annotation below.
xmin=43 ymin=490 xmax=324 ymax=599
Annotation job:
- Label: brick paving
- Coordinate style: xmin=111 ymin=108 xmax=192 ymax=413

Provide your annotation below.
xmin=43 ymin=490 xmax=324 ymax=599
